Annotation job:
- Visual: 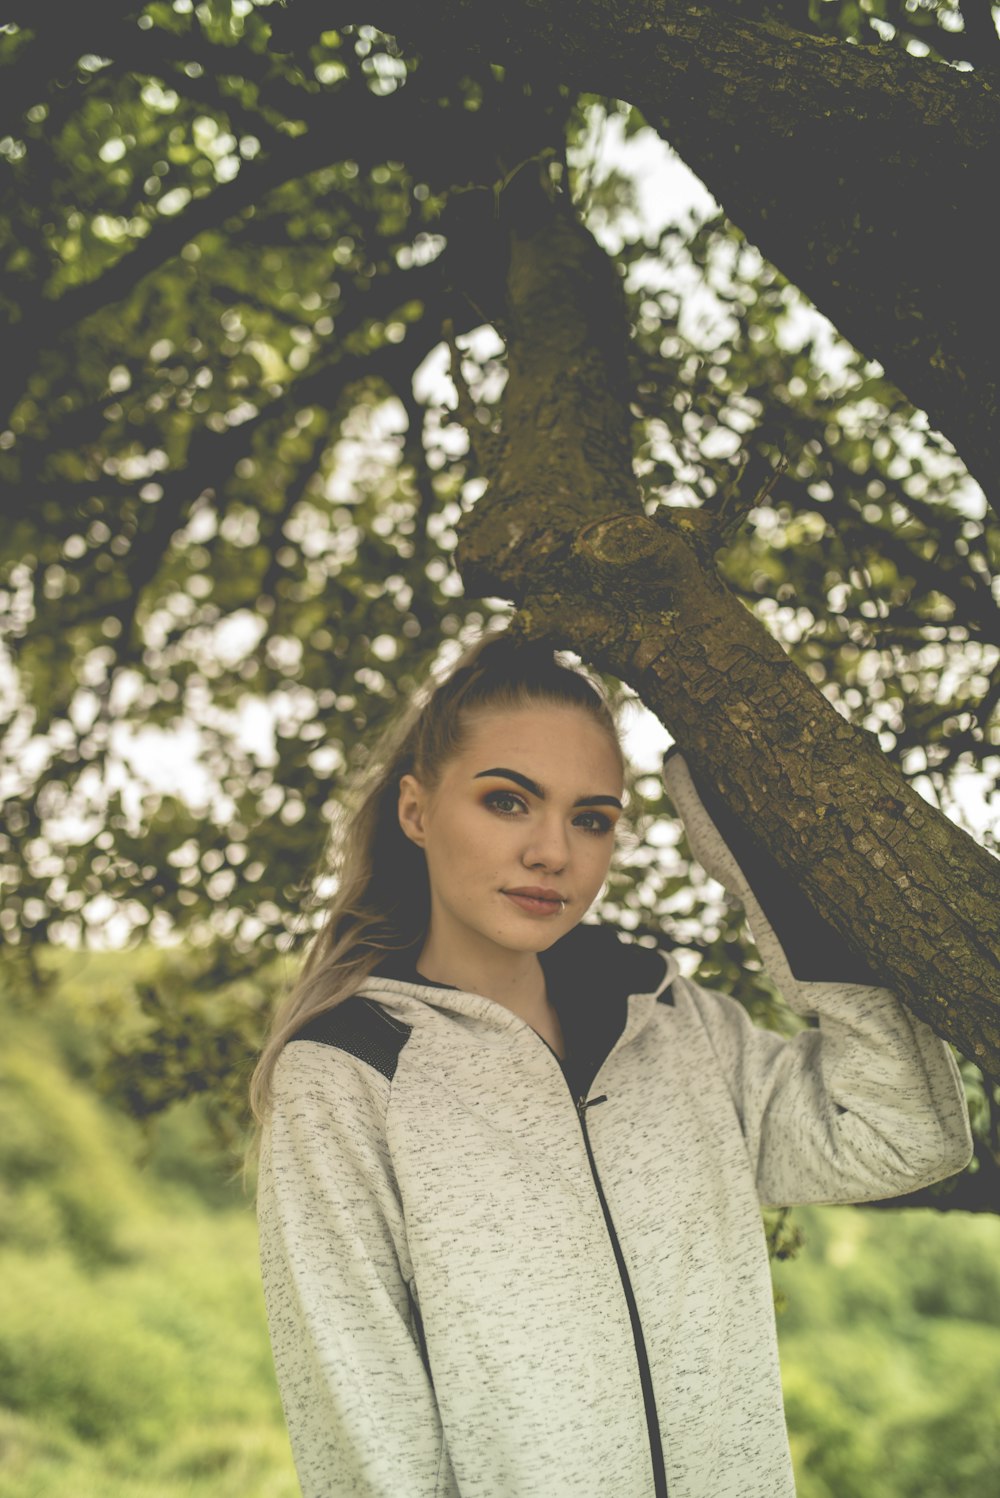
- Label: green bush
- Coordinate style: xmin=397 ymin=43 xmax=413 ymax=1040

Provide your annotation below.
xmin=0 ymin=1034 xmax=144 ymax=1265
xmin=773 ymin=1203 xmax=1000 ymax=1332
xmin=0 ymin=1206 xmax=297 ymax=1495
xmin=774 ymin=1207 xmax=1000 ymax=1498
xmin=0 ymin=953 xmax=297 ymax=1496
xmin=780 ymin=1319 xmax=1000 ymax=1498
xmin=0 ymin=1248 xmax=190 ymax=1444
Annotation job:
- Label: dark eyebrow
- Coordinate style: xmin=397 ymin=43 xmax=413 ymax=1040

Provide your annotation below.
xmin=473 ymin=767 xmax=623 ymax=810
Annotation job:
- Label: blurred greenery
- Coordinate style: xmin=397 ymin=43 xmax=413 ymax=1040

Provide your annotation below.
xmin=0 ymin=946 xmax=296 ymax=1497
xmin=1 ymin=7 xmax=995 ymax=1202
xmin=1 ymin=943 xmax=998 ymax=1497
xmin=773 ymin=1208 xmax=1000 ymax=1497
xmin=3 ymin=4 xmax=998 ymax=1488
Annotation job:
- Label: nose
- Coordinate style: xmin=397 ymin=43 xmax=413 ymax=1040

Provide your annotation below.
xmin=522 ymin=813 xmax=570 ymax=873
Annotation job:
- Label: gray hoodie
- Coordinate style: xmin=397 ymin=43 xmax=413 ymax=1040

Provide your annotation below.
xmin=257 ymin=752 xmax=973 ymax=1498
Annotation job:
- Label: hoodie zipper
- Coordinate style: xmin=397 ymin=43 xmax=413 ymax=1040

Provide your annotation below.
xmin=574 ymin=1089 xmax=669 ymax=1498
xmin=537 ymin=1033 xmax=668 ymax=1492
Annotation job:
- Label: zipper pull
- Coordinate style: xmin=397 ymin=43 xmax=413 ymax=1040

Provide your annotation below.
xmin=577 ymin=1093 xmax=608 ymax=1115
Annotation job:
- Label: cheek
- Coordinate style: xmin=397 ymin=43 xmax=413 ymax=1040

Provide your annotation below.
xmin=585 ymin=839 xmax=615 ymax=886
xmin=433 ymin=809 xmax=509 ymax=878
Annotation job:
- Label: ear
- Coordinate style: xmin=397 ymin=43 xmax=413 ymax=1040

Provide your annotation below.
xmin=397 ymin=772 xmax=429 ymax=848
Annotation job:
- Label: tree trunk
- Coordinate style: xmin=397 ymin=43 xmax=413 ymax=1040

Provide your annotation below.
xmin=359 ymin=0 xmax=1000 ymax=512
xmin=450 ymin=163 xmax=1000 ymax=1080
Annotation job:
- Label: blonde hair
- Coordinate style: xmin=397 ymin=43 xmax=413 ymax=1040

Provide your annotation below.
xmin=248 ymin=624 xmax=625 ymax=1123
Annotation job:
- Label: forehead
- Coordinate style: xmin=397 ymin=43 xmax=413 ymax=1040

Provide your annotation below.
xmin=455 ymin=705 xmax=623 ymax=785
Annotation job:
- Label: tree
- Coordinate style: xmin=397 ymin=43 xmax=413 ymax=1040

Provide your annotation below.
xmin=0 ymin=1 xmax=997 ymax=1205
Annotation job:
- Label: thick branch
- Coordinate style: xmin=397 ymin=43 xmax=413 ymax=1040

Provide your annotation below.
xmin=354 ymin=0 xmax=1000 ymax=513
xmin=453 ymin=165 xmax=640 ymax=581
xmin=452 ymin=168 xmax=1000 ymax=1081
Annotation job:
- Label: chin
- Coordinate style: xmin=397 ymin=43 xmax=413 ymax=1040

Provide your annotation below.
xmin=500 ymin=922 xmax=570 ymax=952
xmin=491 ymin=924 xmax=552 ymax=952
xmin=496 ymin=929 xmax=548 ymax=950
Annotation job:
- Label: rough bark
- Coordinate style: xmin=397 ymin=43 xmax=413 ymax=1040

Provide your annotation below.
xmin=356 ymin=0 xmax=1000 ymax=512
xmin=451 ymin=164 xmax=1000 ymax=1081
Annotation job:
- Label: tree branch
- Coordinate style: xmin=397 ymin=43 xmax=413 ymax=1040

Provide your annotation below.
xmin=255 ymin=416 xmax=337 ymax=605
xmin=828 ymin=490 xmax=1000 ymax=647
xmin=442 ymin=317 xmax=505 ymax=480
xmin=0 ymin=1 xmax=137 ymax=139
xmin=393 ymin=380 xmax=439 ymax=554
xmin=6 ymin=255 xmax=443 ymax=488
xmin=0 ymin=3 xmax=313 ymax=141
xmin=653 ymin=449 xmax=789 ymax=560
xmin=2 ymin=72 xmax=505 ymax=423
xmin=9 ymin=131 xmax=335 ymax=333
xmin=15 ymin=260 xmax=450 ymax=685
xmin=449 ymin=160 xmax=1000 ymax=1076
xmin=108 ymin=320 xmax=445 ymax=655
xmin=346 ymin=0 xmax=1000 ymax=515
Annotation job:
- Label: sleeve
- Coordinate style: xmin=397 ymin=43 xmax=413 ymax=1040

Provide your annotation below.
xmin=663 ymin=749 xmax=974 ymax=1209
xmin=257 ymin=1039 xmax=451 ymax=1498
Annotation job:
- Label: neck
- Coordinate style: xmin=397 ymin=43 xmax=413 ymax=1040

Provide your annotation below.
xmin=415 ymin=940 xmax=550 ymax=1020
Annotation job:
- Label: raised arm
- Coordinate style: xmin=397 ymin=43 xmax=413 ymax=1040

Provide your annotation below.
xmin=662 ymin=749 xmax=973 ymax=1208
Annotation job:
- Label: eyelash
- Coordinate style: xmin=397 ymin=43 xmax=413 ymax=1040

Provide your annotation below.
xmin=482 ymin=790 xmax=614 ymax=836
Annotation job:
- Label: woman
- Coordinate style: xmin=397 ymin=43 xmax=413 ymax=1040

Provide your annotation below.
xmin=252 ymin=626 xmax=972 ymax=1498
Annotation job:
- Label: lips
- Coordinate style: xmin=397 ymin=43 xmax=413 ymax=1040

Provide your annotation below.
xmin=503 ymin=890 xmax=566 ymax=918
xmin=504 ymin=887 xmax=565 ymax=902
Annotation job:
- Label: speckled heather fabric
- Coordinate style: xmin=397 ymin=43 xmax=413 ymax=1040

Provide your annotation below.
xmin=257 ymin=752 xmax=973 ymax=1498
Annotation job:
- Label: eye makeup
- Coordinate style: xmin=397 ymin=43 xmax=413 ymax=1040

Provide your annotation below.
xmin=481 ymin=789 xmax=615 ymax=836
xmin=473 ymin=767 xmax=623 ymax=812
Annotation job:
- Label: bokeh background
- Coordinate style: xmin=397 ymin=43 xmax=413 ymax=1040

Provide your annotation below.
xmin=2 ymin=5 xmax=999 ymax=1495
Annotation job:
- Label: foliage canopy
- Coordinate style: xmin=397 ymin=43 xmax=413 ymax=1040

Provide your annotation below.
xmin=1 ymin=0 xmax=997 ymax=1195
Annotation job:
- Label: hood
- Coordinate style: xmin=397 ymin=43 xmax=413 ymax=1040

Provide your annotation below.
xmin=354 ymin=922 xmax=678 ymax=1058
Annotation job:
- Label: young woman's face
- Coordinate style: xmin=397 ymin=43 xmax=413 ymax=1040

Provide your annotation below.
xmin=398 ymin=704 xmax=624 ymax=964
